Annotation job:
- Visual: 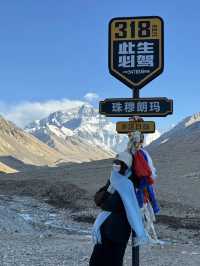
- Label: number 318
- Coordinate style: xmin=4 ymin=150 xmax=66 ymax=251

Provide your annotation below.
xmin=115 ymin=21 xmax=151 ymax=39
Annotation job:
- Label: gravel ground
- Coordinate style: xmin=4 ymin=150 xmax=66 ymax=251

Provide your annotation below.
xmin=0 ymin=160 xmax=199 ymax=266
xmin=0 ymin=232 xmax=200 ymax=266
xmin=0 ymin=195 xmax=199 ymax=266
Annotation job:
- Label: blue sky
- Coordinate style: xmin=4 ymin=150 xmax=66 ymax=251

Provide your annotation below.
xmin=0 ymin=0 xmax=199 ymax=131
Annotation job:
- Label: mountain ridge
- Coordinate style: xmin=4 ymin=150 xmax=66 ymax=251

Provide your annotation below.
xmin=0 ymin=115 xmax=67 ymax=168
xmin=25 ymin=103 xmax=128 ymax=154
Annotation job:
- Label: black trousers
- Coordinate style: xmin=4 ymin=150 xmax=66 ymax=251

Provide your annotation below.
xmin=89 ymin=234 xmax=127 ymax=266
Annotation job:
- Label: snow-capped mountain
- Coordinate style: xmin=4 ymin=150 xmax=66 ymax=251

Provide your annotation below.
xmin=147 ymin=111 xmax=200 ymax=177
xmin=25 ymin=104 xmax=128 ymax=157
xmin=146 ymin=112 xmax=200 ymax=210
xmin=148 ymin=112 xmax=200 ymax=148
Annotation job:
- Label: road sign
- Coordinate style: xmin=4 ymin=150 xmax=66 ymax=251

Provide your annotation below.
xmin=99 ymin=97 xmax=173 ymax=117
xmin=116 ymin=121 xmax=155 ymax=134
xmin=109 ymin=16 xmax=164 ymax=90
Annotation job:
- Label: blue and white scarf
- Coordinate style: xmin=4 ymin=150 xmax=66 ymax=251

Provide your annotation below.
xmin=92 ymin=170 xmax=149 ymax=246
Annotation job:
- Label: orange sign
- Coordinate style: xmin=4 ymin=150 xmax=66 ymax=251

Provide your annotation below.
xmin=116 ymin=121 xmax=155 ymax=133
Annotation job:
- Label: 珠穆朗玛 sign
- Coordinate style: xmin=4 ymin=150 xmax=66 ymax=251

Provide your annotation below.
xmin=99 ymin=97 xmax=173 ymax=117
xmin=109 ymin=16 xmax=164 ymax=90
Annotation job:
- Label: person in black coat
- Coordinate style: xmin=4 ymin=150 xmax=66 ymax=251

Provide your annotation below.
xmin=89 ymin=155 xmax=136 ymax=266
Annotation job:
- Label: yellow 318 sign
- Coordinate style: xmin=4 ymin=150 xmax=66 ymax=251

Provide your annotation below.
xmin=112 ymin=19 xmax=161 ymax=40
xmin=109 ymin=16 xmax=164 ymax=90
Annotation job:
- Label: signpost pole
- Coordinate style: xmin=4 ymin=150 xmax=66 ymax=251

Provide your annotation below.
xmin=132 ymin=88 xmax=140 ymax=266
xmin=134 ymin=89 xmax=140 ymax=99
xmin=106 ymin=16 xmax=170 ymax=266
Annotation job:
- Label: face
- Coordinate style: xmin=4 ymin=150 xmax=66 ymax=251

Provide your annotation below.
xmin=128 ymin=131 xmax=132 ymax=139
xmin=112 ymin=159 xmax=128 ymax=175
xmin=113 ymin=159 xmax=121 ymax=164
xmin=134 ymin=142 xmax=142 ymax=150
xmin=127 ymin=131 xmax=143 ymax=151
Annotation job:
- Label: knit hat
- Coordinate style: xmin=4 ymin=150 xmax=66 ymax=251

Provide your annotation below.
xmin=116 ymin=151 xmax=132 ymax=168
xmin=127 ymin=131 xmax=144 ymax=154
xmin=130 ymin=131 xmax=141 ymax=143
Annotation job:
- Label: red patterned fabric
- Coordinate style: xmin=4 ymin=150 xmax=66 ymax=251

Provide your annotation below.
xmin=133 ymin=150 xmax=154 ymax=185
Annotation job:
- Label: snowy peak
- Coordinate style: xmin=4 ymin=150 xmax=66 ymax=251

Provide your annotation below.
xmin=185 ymin=112 xmax=200 ymax=127
xmin=25 ymin=104 xmax=128 ymax=155
xmin=26 ymin=104 xmax=106 ymax=133
xmin=148 ymin=112 xmax=200 ymax=148
xmin=77 ymin=103 xmax=98 ymax=117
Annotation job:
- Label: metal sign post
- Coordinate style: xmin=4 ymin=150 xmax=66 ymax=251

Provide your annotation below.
xmin=107 ymin=16 xmax=165 ymax=266
xmin=131 ymin=89 xmax=140 ymax=266
xmin=98 ymin=15 xmax=173 ymax=266
xmin=132 ymin=230 xmax=139 ymax=266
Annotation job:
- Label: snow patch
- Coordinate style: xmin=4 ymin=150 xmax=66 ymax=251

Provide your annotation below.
xmin=60 ymin=126 xmax=74 ymax=136
xmin=160 ymin=138 xmax=169 ymax=144
xmin=185 ymin=112 xmax=200 ymax=127
xmin=20 ymin=213 xmax=32 ymax=221
xmin=47 ymin=125 xmax=66 ymax=139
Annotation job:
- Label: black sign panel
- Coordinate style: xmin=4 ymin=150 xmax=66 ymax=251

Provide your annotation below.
xmin=109 ymin=16 xmax=164 ymax=90
xmin=99 ymin=97 xmax=173 ymax=117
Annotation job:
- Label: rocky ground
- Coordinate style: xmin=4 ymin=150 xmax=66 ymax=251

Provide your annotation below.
xmin=0 ymin=160 xmax=199 ymax=265
xmin=0 ymin=195 xmax=199 ymax=266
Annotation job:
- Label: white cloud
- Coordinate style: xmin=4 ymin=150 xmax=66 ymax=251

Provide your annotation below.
xmin=84 ymin=92 xmax=99 ymax=102
xmin=0 ymin=99 xmax=85 ymax=128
